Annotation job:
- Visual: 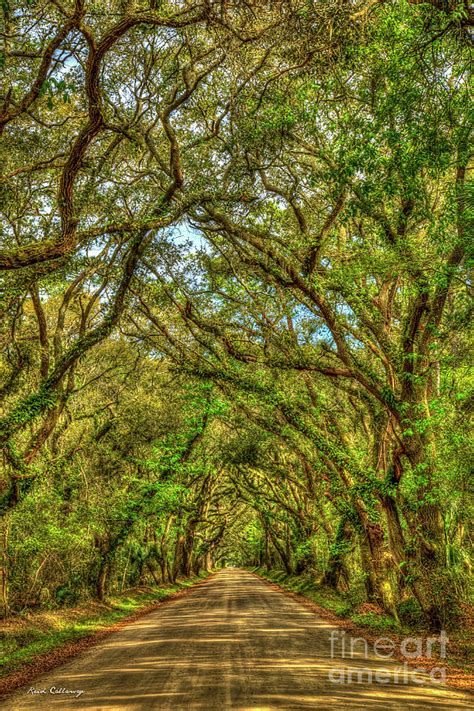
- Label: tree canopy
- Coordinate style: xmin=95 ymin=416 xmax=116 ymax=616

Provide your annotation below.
xmin=0 ymin=0 xmax=472 ymax=631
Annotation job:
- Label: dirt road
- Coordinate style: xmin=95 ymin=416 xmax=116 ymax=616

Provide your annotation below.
xmin=1 ymin=569 xmax=472 ymax=710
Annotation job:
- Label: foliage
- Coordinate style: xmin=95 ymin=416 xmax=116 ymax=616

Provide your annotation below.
xmin=0 ymin=0 xmax=472 ymax=633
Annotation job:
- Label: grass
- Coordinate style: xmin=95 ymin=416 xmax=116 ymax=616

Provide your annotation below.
xmin=0 ymin=573 xmax=210 ymax=678
xmin=350 ymin=611 xmax=400 ymax=632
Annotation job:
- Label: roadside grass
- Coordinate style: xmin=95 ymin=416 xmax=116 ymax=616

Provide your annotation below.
xmin=0 ymin=573 xmax=210 ymax=678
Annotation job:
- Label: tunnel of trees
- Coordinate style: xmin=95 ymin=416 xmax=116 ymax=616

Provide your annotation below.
xmin=0 ymin=0 xmax=472 ymax=632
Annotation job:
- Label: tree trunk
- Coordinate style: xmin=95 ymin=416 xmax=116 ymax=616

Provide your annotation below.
xmin=0 ymin=519 xmax=9 ymax=618
xmin=322 ymin=518 xmax=352 ymax=590
xmin=146 ymin=560 xmax=162 ymax=585
xmin=402 ymin=435 xmax=456 ymax=629
xmin=96 ymin=559 xmax=110 ymax=602
xmin=364 ymin=522 xmax=399 ymax=620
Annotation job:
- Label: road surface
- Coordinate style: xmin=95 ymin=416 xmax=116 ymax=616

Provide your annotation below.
xmin=1 ymin=569 xmax=472 ymax=710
